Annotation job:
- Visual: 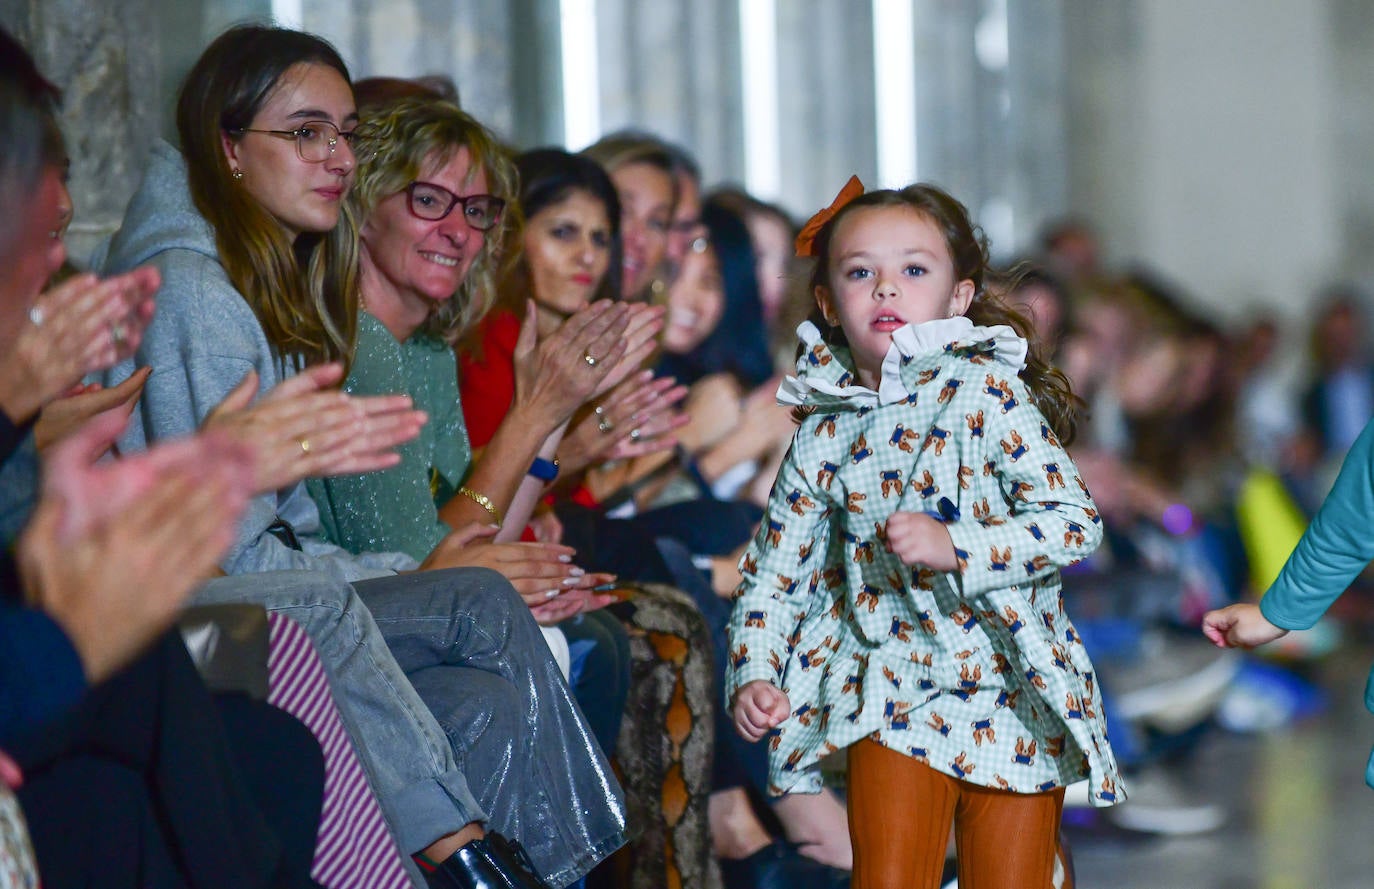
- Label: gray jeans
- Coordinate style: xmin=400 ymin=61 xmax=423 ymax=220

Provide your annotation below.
xmin=194 ymin=568 xmax=626 ymax=886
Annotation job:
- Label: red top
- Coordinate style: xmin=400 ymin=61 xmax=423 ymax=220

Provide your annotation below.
xmin=458 ymin=309 xmax=520 ymax=449
xmin=458 ymin=309 xmax=601 ymax=509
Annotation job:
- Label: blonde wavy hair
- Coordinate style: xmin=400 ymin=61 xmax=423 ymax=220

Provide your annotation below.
xmin=350 ymin=97 xmax=520 ymax=344
xmin=176 ymin=25 xmax=359 ymax=370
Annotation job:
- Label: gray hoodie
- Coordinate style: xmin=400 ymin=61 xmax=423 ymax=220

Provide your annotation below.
xmin=101 ymin=141 xmax=414 ymax=582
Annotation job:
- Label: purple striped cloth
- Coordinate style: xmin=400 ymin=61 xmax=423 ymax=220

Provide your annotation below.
xmin=265 ymin=613 xmax=411 ymax=889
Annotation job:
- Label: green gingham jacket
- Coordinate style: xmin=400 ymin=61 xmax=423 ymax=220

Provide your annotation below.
xmin=725 ymin=318 xmax=1124 ymax=805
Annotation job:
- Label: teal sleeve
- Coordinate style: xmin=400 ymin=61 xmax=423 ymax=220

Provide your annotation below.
xmin=1260 ymin=419 xmax=1374 ymax=630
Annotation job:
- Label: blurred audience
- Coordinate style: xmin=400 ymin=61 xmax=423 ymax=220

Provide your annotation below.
xmin=21 ymin=12 xmax=1374 ymax=886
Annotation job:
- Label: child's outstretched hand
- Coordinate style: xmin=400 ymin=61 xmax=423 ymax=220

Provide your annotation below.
xmin=1201 ymin=603 xmax=1288 ymax=649
xmin=732 ymin=680 xmax=791 ymax=742
xmin=885 ymin=511 xmax=959 ymax=571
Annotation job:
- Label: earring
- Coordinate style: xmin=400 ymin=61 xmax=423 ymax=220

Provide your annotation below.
xmin=232 ymin=168 xmax=244 ymax=181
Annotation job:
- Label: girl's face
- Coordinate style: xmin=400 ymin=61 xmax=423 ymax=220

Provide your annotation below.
xmin=662 ymin=241 xmax=725 ymax=355
xmin=524 ymin=188 xmax=613 ymax=321
xmin=221 ymin=62 xmax=358 ymax=240
xmin=610 ymin=161 xmax=673 ymax=299
xmin=816 ymin=205 xmax=974 ymax=388
xmin=360 ymin=146 xmax=490 ymax=330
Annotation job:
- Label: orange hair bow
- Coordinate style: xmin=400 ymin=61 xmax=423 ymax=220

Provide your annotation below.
xmin=794 ymin=175 xmax=865 ymax=258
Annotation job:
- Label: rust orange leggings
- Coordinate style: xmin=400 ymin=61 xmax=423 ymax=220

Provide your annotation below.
xmin=847 ymin=738 xmax=1068 ymax=889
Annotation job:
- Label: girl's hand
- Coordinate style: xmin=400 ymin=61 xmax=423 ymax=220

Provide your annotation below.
xmin=204 ymin=364 xmax=427 ymax=494
xmin=1201 ymin=603 xmax=1289 ymax=649
xmin=732 ymin=679 xmax=791 ymax=742
xmin=511 ymin=300 xmax=631 ymax=424
xmin=0 ymin=266 xmax=159 ymax=423
xmin=884 ymin=511 xmax=959 ymax=570
xmin=34 ymin=366 xmax=151 ymax=456
xmin=559 ymin=372 xmax=690 ymax=475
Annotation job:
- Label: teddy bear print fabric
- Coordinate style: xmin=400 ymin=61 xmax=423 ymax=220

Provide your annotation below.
xmin=726 ymin=318 xmax=1124 ymax=806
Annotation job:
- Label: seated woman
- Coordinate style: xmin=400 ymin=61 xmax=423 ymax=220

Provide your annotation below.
xmin=457 ymin=147 xmax=721 ymax=889
xmin=100 ymin=25 xmax=624 ymax=889
xmin=304 ymin=96 xmax=656 ymax=762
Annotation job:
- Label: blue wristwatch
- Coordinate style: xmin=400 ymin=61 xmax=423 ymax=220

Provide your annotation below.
xmin=528 ymin=456 xmax=560 ymax=482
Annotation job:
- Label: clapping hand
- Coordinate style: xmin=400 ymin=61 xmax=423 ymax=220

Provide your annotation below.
xmin=17 ymin=409 xmax=256 ymax=683
xmin=1 ymin=266 xmax=159 ymax=423
xmin=204 ymin=363 xmax=427 ymax=494
xmin=559 ymin=371 xmax=690 ymax=475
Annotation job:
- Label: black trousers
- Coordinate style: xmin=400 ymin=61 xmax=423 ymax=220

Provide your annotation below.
xmin=15 ymin=632 xmax=323 ymax=889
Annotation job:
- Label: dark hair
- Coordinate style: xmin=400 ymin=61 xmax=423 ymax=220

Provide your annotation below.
xmin=658 ymin=199 xmax=773 ymax=388
xmin=708 ymin=185 xmax=795 ymax=236
xmin=1004 ymin=262 xmax=1071 ymax=356
xmin=514 ymin=147 xmax=623 ymax=305
xmin=176 ymin=24 xmax=359 ymax=369
xmin=0 ymin=27 xmax=62 ymax=258
xmin=354 ymin=76 xmax=456 ymax=114
xmin=471 ymin=148 xmax=624 ymax=356
xmin=806 ymin=183 xmax=1083 ymax=443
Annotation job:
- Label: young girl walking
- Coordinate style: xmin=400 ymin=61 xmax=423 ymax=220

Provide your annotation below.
xmin=726 ymin=178 xmax=1124 ymax=889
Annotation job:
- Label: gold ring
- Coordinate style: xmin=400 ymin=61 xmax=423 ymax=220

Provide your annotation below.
xmin=583 ymin=352 xmax=599 ymax=367
xmin=298 ymin=437 xmax=311 ymax=454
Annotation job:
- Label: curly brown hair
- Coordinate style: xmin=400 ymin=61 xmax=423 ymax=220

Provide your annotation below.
xmin=803 ymin=183 xmax=1084 ymax=444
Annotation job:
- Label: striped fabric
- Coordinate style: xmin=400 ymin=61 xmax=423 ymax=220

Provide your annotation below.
xmin=265 ymin=613 xmax=411 ymax=889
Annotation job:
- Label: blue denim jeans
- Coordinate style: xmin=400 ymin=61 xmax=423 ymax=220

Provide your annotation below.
xmin=194 ymin=568 xmax=626 ymax=887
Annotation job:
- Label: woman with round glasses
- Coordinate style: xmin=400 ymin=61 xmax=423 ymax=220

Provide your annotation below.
xmin=101 ymin=24 xmax=626 ymax=889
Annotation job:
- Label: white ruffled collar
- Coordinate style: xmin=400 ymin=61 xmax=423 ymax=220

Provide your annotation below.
xmin=776 ymin=317 xmax=1029 ymax=409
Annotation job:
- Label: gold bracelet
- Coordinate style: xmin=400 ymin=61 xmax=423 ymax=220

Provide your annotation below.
xmin=457 ymin=486 xmax=501 ymax=525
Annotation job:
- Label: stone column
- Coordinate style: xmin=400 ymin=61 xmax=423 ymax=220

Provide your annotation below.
xmin=1 ymin=0 xmax=161 ymax=263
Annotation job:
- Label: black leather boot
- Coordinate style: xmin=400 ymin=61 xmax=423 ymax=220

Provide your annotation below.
xmin=422 ymin=833 xmax=553 ymax=889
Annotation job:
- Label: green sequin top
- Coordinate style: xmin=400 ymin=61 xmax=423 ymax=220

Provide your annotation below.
xmin=307 ymin=311 xmax=471 ymax=562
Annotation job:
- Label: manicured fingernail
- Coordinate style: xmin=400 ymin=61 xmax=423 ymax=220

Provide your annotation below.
xmin=558 ymin=554 xmax=573 ymax=563
xmin=544 ymin=589 xmax=560 ymax=599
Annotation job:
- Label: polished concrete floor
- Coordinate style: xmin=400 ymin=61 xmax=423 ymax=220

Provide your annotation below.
xmin=1068 ymin=644 xmax=1374 ymax=889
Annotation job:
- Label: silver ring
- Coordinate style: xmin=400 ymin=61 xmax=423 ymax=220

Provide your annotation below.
xmin=598 ymin=417 xmax=615 ymax=434
xmin=583 ymin=352 xmax=599 ymax=367
xmin=27 ymin=305 xmax=44 ymax=327
xmin=629 ymin=428 xmax=642 ymax=442
xmin=110 ymin=321 xmax=127 ymax=348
